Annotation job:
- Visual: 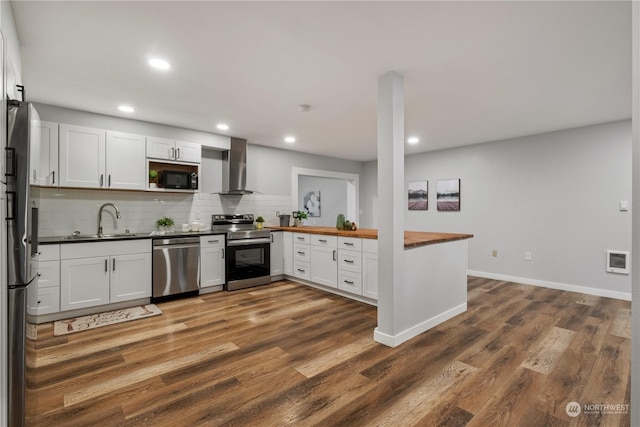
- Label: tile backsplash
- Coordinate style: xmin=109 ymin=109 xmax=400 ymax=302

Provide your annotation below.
xmin=38 ymin=188 xmax=292 ymax=237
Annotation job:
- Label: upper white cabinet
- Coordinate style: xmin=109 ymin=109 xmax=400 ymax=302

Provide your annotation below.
xmin=59 ymin=124 xmax=105 ymax=188
xmin=31 ymin=121 xmax=58 ymax=187
xmin=106 ymin=131 xmax=146 ymax=190
xmin=147 ymin=137 xmax=200 ymax=164
xmin=59 ymin=125 xmax=146 ymax=190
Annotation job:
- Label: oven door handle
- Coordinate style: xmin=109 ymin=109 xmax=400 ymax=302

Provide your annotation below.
xmin=226 ymin=238 xmax=272 ymax=246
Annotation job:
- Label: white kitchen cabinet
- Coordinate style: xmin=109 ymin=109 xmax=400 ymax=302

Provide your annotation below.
xmin=105 ymin=131 xmax=146 ymax=190
xmin=362 ymin=239 xmax=378 ymax=300
xmin=338 ymin=270 xmax=362 ymax=295
xmin=283 ymin=232 xmax=293 ymax=276
xmin=59 ymin=124 xmax=105 ymax=188
xmin=147 ymin=136 xmax=201 ymax=164
xmin=310 ymin=245 xmax=337 ymax=288
xmin=60 ymin=240 xmax=152 ymax=311
xmin=270 ymin=231 xmax=284 ymax=278
xmin=310 ymin=235 xmax=337 ymax=288
xmin=292 ymin=233 xmax=310 ymax=280
xmin=110 ymin=253 xmax=152 ymax=302
xmin=200 ymin=235 xmax=225 ymax=288
xmin=29 ymin=244 xmax=61 ymax=315
xmin=60 ymin=256 xmax=111 ymax=311
xmin=59 ymin=126 xmax=146 ymax=190
xmin=31 ymin=121 xmax=58 ymax=187
xmin=362 ymin=252 xmax=378 ymax=299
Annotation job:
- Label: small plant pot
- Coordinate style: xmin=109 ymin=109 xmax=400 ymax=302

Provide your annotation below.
xmin=256 ymin=222 xmax=263 ymax=229
xmin=294 ymin=219 xmax=303 ymax=227
xmin=149 ymin=183 xmax=157 ymax=189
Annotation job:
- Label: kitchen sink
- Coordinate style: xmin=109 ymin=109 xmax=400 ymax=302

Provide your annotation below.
xmin=64 ymin=233 xmax=137 ymax=240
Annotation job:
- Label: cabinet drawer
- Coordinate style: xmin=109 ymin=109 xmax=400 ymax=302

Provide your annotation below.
xmin=338 ymin=249 xmax=362 ymax=273
xmin=293 ymin=233 xmax=310 ymax=244
xmin=362 ymin=238 xmax=378 ymax=254
xmin=293 ymin=261 xmax=310 ymax=281
xmin=311 ymin=235 xmax=337 ymax=248
xmin=338 ymin=271 xmax=362 ymax=295
xmin=200 ymin=235 xmax=225 ymax=248
xmin=61 ymin=239 xmax=151 ymax=259
xmin=338 ymin=237 xmax=362 ymax=251
xmin=38 ymin=244 xmax=60 ymax=261
xmin=293 ymin=243 xmax=310 ymax=261
xmin=35 ymin=287 xmax=60 ymax=315
xmin=36 ymin=260 xmax=60 ymax=289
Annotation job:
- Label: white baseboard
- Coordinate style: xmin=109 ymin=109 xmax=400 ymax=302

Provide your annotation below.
xmin=374 ymin=302 xmax=467 ymax=348
xmin=467 ymin=270 xmax=632 ymax=301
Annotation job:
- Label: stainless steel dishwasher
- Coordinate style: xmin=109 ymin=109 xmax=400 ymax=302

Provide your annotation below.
xmin=152 ymin=236 xmax=200 ymax=302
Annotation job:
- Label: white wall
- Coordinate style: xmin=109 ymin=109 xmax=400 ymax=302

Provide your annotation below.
xmin=361 ymin=120 xmax=632 ymax=298
xmin=297 ymin=176 xmax=347 ymax=226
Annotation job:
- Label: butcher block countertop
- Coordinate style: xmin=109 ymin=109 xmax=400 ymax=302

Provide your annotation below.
xmin=268 ymin=226 xmax=473 ymax=249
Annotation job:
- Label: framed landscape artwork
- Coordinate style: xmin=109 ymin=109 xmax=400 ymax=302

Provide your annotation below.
xmin=437 ymin=179 xmax=460 ymax=211
xmin=408 ymin=180 xmax=428 ymax=210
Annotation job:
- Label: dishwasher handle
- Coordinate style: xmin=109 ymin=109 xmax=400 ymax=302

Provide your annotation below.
xmin=154 ymin=243 xmax=199 ymax=251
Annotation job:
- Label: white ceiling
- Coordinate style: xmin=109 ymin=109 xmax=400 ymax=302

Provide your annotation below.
xmin=11 ymin=1 xmax=631 ymax=162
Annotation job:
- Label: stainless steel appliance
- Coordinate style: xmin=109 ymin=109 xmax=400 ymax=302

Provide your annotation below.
xmin=152 ymin=237 xmax=200 ymax=301
xmin=212 ymin=214 xmax=271 ymax=291
xmin=6 ymin=99 xmax=40 ymax=426
xmin=160 ymin=170 xmax=198 ymax=190
xmin=218 ymin=138 xmax=257 ymax=195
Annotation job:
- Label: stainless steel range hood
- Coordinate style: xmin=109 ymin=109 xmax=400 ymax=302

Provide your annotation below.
xmin=219 ymin=137 xmax=255 ymax=195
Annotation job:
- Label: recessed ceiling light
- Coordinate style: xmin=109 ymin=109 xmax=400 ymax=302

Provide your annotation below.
xmin=118 ymin=105 xmax=135 ymax=113
xmin=284 ymin=136 xmax=296 ymax=144
xmin=407 ymin=136 xmax=420 ymax=145
xmin=148 ymin=58 xmax=171 ymax=70
xmin=216 ymin=123 xmax=229 ymax=131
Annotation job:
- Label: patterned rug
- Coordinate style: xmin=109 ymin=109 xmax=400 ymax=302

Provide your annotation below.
xmin=53 ymin=304 xmax=162 ymax=336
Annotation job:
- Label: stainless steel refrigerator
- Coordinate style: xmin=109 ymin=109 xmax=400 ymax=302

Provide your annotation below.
xmin=6 ymin=100 xmax=40 ymax=427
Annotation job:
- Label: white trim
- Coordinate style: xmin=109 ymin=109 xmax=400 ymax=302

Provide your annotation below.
xmin=291 ymin=167 xmax=359 ymax=222
xmin=373 ymin=302 xmax=467 ymax=348
xmin=467 ymin=270 xmax=632 ymax=301
xmin=285 ymin=276 xmax=377 ymax=306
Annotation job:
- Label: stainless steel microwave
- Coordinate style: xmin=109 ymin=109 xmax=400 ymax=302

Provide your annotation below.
xmin=161 ymin=171 xmax=198 ymax=190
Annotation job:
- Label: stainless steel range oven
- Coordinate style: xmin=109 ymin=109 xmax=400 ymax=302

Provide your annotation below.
xmin=212 ymin=214 xmax=271 ymax=291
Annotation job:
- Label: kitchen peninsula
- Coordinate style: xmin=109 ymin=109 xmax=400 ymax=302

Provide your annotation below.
xmin=269 ymin=226 xmax=473 ymax=347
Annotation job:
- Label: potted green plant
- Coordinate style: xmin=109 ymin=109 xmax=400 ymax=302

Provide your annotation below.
xmin=293 ymin=210 xmax=307 ymax=226
xmin=149 ymin=170 xmax=158 ymax=188
xmin=156 ymin=216 xmax=175 ymax=233
xmin=255 ymin=216 xmax=265 ymax=229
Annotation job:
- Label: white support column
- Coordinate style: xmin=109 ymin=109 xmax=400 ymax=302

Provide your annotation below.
xmin=374 ymin=71 xmax=405 ymax=346
xmin=631 ymin=2 xmax=639 ymax=424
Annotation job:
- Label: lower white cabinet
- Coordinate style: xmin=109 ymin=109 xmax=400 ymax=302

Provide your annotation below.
xmin=60 ymin=240 xmax=151 ymax=311
xmin=310 ymin=235 xmax=337 ymax=288
xmin=270 ymin=231 xmax=284 ymax=278
xmin=362 ymin=239 xmax=378 ymax=299
xmin=29 ymin=245 xmax=61 ymax=315
xmin=200 ymin=235 xmax=225 ymax=288
xmin=283 ymin=232 xmax=293 ymax=276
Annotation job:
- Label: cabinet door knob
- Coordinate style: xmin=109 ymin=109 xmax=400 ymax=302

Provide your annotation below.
xmin=104 ymin=259 xmax=108 ymax=272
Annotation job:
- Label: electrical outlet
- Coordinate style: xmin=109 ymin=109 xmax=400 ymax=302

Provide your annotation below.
xmin=492 ymin=250 xmax=498 ymax=257
xmin=525 ymin=251 xmax=532 ymax=261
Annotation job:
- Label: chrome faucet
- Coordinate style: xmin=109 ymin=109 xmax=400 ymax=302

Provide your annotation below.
xmin=98 ymin=203 xmax=121 ymax=237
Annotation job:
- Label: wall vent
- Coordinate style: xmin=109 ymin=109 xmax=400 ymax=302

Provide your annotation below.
xmin=606 ymin=250 xmax=629 ymax=275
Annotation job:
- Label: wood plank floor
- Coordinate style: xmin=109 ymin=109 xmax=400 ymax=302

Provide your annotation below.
xmin=26 ymin=277 xmax=632 ymax=426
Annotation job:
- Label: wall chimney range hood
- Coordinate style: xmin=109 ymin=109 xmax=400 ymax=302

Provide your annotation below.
xmin=219 ymin=137 xmax=255 ymax=195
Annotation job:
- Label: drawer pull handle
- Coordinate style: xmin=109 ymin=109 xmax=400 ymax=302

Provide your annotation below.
xmin=297 ymin=237 xmax=305 ymax=240
xmin=297 ymin=251 xmax=306 ymax=255
xmin=221 ymin=248 xmax=225 ymax=259
xmin=319 ymin=239 xmax=327 ymax=243
xmin=333 ymin=250 xmax=336 ymax=261
xmin=344 ymin=259 xmax=354 ymax=264
xmin=344 ymin=242 xmax=354 ymax=246
xmin=208 ymin=240 xmax=219 ymax=244
xmin=344 ymin=280 xmax=354 ymax=285
xmin=297 ymin=268 xmax=305 ymax=273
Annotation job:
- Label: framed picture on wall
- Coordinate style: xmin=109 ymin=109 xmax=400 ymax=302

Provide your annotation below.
xmin=437 ymin=179 xmax=460 ymax=211
xmin=408 ymin=180 xmax=428 ymax=210
xmin=303 ymin=190 xmax=321 ymax=217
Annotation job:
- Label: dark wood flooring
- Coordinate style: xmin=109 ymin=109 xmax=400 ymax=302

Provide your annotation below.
xmin=26 ymin=277 xmax=632 ymax=426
